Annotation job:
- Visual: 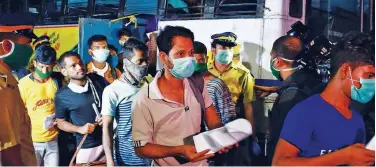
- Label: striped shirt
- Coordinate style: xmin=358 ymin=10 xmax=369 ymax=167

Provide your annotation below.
xmin=101 ymin=80 xmax=150 ymax=166
xmin=206 ymin=78 xmax=237 ymax=125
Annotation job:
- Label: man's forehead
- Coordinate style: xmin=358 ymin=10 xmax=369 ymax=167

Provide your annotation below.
xmin=171 ymin=38 xmax=193 ymax=50
xmin=65 ymin=56 xmax=80 ymax=64
xmin=92 ymin=41 xmax=107 ymax=46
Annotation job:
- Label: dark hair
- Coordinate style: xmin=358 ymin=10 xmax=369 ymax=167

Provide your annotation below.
xmin=32 ymin=35 xmax=51 ymax=50
xmin=271 ymin=35 xmax=303 ymax=60
xmin=58 ymin=51 xmax=81 ymax=69
xmin=117 ymin=28 xmax=132 ymax=38
xmin=194 ymin=41 xmax=207 ymax=55
xmin=122 ymin=38 xmax=148 ymax=60
xmin=108 ymin=44 xmax=118 ymax=53
xmin=157 ymin=26 xmax=194 ymax=54
xmin=34 ymin=45 xmax=56 ymax=65
xmin=330 ymin=31 xmax=375 ymax=77
xmin=87 ymin=35 xmax=107 ymax=47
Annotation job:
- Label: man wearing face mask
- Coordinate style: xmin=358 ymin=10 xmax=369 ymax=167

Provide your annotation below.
xmin=0 ymin=13 xmax=37 ymax=166
xmin=207 ymin=32 xmax=256 ymax=165
xmin=18 ymin=45 xmax=61 ymax=166
xmin=102 ymin=38 xmax=151 ymax=166
xmin=266 ymin=36 xmax=324 ymax=164
xmin=272 ymin=31 xmax=375 ymax=166
xmin=132 ymin=26 xmax=234 ymax=166
xmin=87 ymin=35 xmax=121 ymax=84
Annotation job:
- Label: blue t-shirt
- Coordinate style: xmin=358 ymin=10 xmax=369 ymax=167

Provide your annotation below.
xmin=280 ymin=94 xmax=366 ymax=158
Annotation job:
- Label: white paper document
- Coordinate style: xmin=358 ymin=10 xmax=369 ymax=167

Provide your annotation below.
xmin=43 ymin=113 xmax=56 ymax=130
xmin=193 ymin=119 xmax=252 ymax=154
xmin=366 ymin=136 xmax=375 ymax=150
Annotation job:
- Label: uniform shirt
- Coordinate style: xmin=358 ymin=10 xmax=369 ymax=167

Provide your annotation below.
xmin=132 ymin=71 xmax=213 ymax=166
xmin=0 ymin=61 xmax=36 ymax=165
xmin=101 ymin=79 xmax=150 ymax=165
xmin=87 ymin=62 xmax=121 ymax=84
xmin=18 ymin=74 xmax=59 ymax=142
xmin=207 ymin=59 xmax=255 ymax=117
xmin=280 ymin=94 xmax=365 ymax=158
xmin=206 ymin=77 xmax=236 ymax=125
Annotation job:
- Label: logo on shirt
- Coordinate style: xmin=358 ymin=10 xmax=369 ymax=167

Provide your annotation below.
xmin=320 ymin=149 xmax=339 ymax=155
xmin=33 ymin=98 xmax=54 ymax=111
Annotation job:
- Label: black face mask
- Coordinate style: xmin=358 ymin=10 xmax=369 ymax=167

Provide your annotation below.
xmin=122 ymin=58 xmax=148 ymax=86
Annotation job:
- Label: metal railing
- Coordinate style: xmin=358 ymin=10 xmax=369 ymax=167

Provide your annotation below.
xmin=158 ymin=0 xmax=265 ymax=21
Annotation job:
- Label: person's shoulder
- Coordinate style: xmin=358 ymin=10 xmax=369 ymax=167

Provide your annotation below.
xmin=232 ymin=64 xmax=255 ymax=78
xmin=18 ymin=74 xmax=32 ymax=85
xmin=55 ymin=85 xmax=72 ymax=97
xmin=290 ymin=94 xmax=323 ymax=112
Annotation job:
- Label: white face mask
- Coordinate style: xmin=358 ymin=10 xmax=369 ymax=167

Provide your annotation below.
xmin=119 ymin=40 xmax=126 ymax=46
xmin=92 ymin=48 xmax=109 ymax=63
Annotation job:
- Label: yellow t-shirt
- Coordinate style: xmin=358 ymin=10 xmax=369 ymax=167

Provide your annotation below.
xmin=18 ymin=74 xmax=59 ymax=142
xmin=207 ymin=59 xmax=256 ymax=104
xmin=0 ymin=62 xmax=37 ymax=165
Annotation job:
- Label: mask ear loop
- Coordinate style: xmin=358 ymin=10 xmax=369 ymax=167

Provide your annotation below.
xmin=272 ymin=57 xmax=300 ymax=72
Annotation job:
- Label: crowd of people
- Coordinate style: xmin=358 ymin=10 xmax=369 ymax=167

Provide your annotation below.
xmin=0 ymin=13 xmax=375 ymax=166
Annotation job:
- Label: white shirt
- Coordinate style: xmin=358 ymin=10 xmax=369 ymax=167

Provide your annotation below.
xmin=91 ymin=62 xmax=109 ymax=77
xmin=68 ymin=81 xmax=89 ymax=93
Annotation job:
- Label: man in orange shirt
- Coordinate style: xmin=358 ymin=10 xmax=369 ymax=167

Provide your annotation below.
xmin=86 ymin=35 xmax=121 ymax=83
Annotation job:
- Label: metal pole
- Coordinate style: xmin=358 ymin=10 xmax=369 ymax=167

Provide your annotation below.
xmin=360 ymin=0 xmax=364 ymax=32
xmin=370 ymin=0 xmax=374 ymax=30
xmin=87 ymin=0 xmax=96 ymax=18
xmin=23 ymin=0 xmax=29 ymax=13
xmin=119 ymin=0 xmax=125 ymax=17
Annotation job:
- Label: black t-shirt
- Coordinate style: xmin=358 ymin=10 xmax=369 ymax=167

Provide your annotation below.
xmin=55 ymin=74 xmax=107 ymax=149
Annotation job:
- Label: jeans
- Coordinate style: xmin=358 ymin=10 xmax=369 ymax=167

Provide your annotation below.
xmin=33 ymin=140 xmax=59 ymax=167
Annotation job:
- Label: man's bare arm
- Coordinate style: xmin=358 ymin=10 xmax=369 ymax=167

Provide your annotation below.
xmin=56 ymin=118 xmax=81 ymax=133
xmin=272 ymin=139 xmax=375 ymax=166
xmin=102 ymin=116 xmax=115 ymax=165
xmin=135 ymin=143 xmax=213 ymax=162
xmin=56 ymin=118 xmax=95 ymax=134
xmin=205 ymin=105 xmax=223 ymax=130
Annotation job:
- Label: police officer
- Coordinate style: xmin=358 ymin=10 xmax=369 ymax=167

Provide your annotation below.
xmin=0 ymin=13 xmax=37 ymax=166
xmin=266 ymin=35 xmax=324 ymax=164
xmin=207 ymin=32 xmax=257 ymax=165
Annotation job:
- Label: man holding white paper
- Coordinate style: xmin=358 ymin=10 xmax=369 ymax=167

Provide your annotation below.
xmin=273 ymin=32 xmax=375 ymax=166
xmin=18 ymin=45 xmax=61 ymax=166
xmin=132 ymin=26 xmax=234 ymax=166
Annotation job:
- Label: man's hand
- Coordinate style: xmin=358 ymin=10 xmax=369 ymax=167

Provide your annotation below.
xmin=341 ymin=143 xmax=375 ymax=166
xmin=254 ymin=85 xmax=279 ymax=98
xmin=78 ymin=123 xmax=95 ymax=135
xmin=178 ymin=145 xmax=215 ymax=162
xmin=218 ymin=143 xmax=239 ymax=154
xmin=95 ymin=116 xmax=103 ymax=127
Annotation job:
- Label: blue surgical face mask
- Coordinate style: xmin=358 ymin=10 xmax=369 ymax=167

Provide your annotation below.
xmin=169 ymin=57 xmax=196 ymax=79
xmin=348 ymin=68 xmax=375 ymax=104
xmin=215 ymin=49 xmax=233 ymax=65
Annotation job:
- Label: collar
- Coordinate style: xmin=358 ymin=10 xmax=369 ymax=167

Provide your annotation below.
xmin=88 ymin=62 xmax=109 ymax=76
xmin=68 ymin=80 xmax=89 ymax=93
xmin=207 ymin=59 xmax=234 ymax=76
xmin=148 ymin=71 xmax=164 ymax=99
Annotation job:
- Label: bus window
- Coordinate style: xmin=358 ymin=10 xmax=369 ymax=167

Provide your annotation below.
xmin=289 ymin=0 xmax=303 ymax=18
xmin=305 ymin=0 xmax=373 ymax=42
